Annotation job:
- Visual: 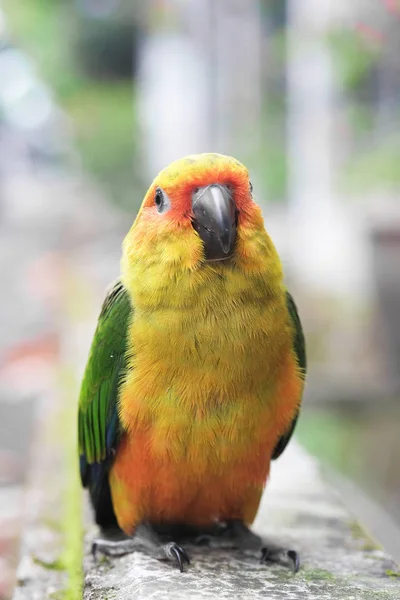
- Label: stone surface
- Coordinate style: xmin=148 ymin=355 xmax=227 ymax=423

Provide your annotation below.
xmin=11 ymin=390 xmax=71 ymax=600
xmin=82 ymin=443 xmax=399 ymax=600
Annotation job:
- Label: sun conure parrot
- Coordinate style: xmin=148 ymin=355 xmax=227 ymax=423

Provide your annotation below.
xmin=78 ymin=153 xmax=306 ymax=572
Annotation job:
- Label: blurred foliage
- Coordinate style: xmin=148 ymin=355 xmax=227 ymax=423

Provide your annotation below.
xmin=297 ymin=409 xmax=361 ymax=476
xmin=343 ymin=137 xmax=400 ymax=191
xmin=329 ymin=28 xmax=379 ymax=96
xmin=250 ymin=102 xmax=287 ymax=203
xmin=297 ymin=405 xmax=400 ymax=523
xmin=75 ymin=16 xmax=138 ymax=80
xmin=68 ymin=83 xmax=139 ymax=207
xmin=261 ymin=29 xmax=287 ymax=202
xmin=264 ymin=0 xmax=287 ymax=29
xmin=329 ymin=24 xmax=400 ymax=195
xmin=3 ymin=0 xmax=141 ymax=208
xmin=256 ymin=18 xmax=287 ymax=202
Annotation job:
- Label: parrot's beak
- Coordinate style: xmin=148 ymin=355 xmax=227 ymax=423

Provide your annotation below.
xmin=191 ymin=184 xmax=237 ymax=261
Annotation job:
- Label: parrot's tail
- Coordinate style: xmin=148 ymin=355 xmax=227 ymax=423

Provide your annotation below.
xmin=90 ymin=476 xmax=120 ymax=531
xmin=81 ymin=457 xmax=120 ymax=532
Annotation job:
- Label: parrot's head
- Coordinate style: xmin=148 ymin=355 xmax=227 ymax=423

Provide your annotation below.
xmin=122 ymin=153 xmax=281 ymax=305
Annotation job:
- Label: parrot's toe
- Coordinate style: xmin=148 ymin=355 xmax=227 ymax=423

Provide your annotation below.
xmin=92 ymin=537 xmax=137 ymax=558
xmin=92 ymin=524 xmax=191 ymax=572
xmin=260 ymin=546 xmax=300 ymax=573
xmin=163 ymin=542 xmax=191 ymax=572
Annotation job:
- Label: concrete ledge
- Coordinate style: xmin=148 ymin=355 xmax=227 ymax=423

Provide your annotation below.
xmin=12 ymin=387 xmax=83 ymax=600
xmin=82 ymin=443 xmax=399 ymax=600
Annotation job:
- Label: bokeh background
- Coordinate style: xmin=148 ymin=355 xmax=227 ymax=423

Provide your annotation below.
xmin=0 ymin=0 xmax=400 ymax=596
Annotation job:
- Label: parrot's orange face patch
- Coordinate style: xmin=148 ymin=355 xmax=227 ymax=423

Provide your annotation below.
xmin=121 ymin=153 xmax=272 ymax=300
xmin=137 ymin=153 xmax=259 ymax=229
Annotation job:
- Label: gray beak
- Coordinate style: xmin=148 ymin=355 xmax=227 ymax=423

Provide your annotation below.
xmin=191 ymin=184 xmax=237 ymax=261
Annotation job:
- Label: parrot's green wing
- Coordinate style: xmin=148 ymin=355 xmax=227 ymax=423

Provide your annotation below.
xmin=271 ymin=291 xmax=306 ymax=460
xmin=78 ymin=279 xmax=132 ymax=527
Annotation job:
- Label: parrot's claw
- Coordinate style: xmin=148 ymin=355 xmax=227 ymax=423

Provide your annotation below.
xmin=164 ymin=542 xmax=191 ymax=573
xmin=260 ymin=546 xmax=300 ymax=573
xmin=91 ymin=524 xmax=191 ymax=572
xmin=288 ymin=550 xmax=300 ymax=573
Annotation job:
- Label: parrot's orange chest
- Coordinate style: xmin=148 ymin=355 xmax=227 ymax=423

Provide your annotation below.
xmin=111 ymin=421 xmax=271 ymax=532
xmin=109 ymin=271 xmax=302 ymax=534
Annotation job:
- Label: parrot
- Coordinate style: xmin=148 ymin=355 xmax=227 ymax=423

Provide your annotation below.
xmin=78 ymin=153 xmax=306 ymax=573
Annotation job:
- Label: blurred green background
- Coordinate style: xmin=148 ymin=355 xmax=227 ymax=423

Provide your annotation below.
xmin=2 ymin=0 xmax=140 ymax=208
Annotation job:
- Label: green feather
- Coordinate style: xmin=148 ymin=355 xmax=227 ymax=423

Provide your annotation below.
xmin=271 ymin=290 xmax=306 ymax=460
xmin=78 ymin=280 xmax=132 ymax=470
xmin=286 ymin=290 xmax=307 ymax=378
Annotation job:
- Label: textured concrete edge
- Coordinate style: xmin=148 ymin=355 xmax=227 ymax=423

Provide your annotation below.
xmin=11 ymin=390 xmax=82 ymax=600
xmin=325 ymin=465 xmax=400 ymax=566
xmin=57 ymin=368 xmax=85 ymax=600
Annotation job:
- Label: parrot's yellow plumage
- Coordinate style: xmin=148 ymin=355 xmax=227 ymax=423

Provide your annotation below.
xmin=79 ymin=153 xmax=306 ymax=572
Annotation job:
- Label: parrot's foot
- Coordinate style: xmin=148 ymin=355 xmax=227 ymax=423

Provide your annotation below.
xmin=92 ymin=523 xmax=191 ymax=573
xmin=260 ymin=545 xmax=299 ymax=574
xmin=161 ymin=542 xmax=191 ymax=573
xmin=195 ymin=520 xmax=299 ymax=573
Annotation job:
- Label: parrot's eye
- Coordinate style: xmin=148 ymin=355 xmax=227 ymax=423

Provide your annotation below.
xmin=154 ymin=187 xmax=170 ymax=214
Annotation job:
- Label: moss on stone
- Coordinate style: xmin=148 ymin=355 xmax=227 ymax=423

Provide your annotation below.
xmin=42 ymin=517 xmax=64 ymax=533
xmin=385 ymin=570 xmax=400 ymax=578
xmin=349 ymin=520 xmax=381 ymax=551
xmin=32 ymin=556 xmax=65 ymax=571
xmin=49 ymin=592 xmax=65 ymax=600
xmin=58 ymin=367 xmax=84 ymax=600
xmin=301 ymin=567 xmax=336 ymax=582
xmin=298 ymin=563 xmax=399 ymax=599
